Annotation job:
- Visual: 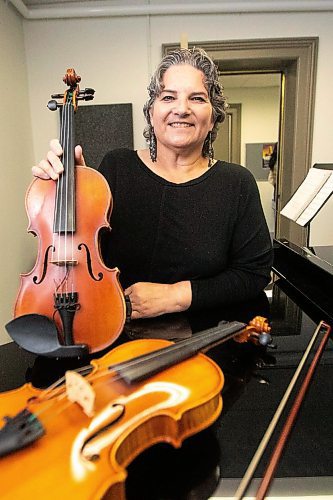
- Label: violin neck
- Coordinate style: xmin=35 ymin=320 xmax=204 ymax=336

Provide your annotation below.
xmin=54 ymin=101 xmax=76 ymax=233
xmin=113 ymin=320 xmax=246 ymax=384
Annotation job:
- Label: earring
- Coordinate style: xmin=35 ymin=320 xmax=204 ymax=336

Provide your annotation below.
xmin=203 ymin=131 xmax=214 ymax=167
xmin=149 ymin=126 xmax=157 ymax=162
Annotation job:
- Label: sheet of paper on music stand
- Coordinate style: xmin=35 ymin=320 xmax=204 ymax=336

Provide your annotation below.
xmin=280 ymin=167 xmax=333 ymax=226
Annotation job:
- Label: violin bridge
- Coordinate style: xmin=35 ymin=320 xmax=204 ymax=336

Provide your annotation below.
xmin=65 ymin=371 xmax=95 ymax=417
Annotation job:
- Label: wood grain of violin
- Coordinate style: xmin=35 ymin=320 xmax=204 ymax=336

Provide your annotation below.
xmin=13 ymin=69 xmax=126 ymax=354
xmin=0 ymin=318 xmax=272 ymax=499
xmin=0 ymin=341 xmax=222 ymax=499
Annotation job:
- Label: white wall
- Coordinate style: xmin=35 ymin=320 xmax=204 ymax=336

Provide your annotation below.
xmin=0 ymin=2 xmax=35 ymax=344
xmin=2 ymin=5 xmax=333 ymax=344
xmin=23 ymin=16 xmax=150 ymax=163
xmin=20 ymin=11 xmax=333 ymax=162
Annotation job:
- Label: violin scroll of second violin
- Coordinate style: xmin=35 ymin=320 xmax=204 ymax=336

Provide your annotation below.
xmin=234 ymin=315 xmax=272 ymax=347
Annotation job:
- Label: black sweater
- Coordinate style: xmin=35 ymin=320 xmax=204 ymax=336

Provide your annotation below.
xmin=98 ymin=149 xmax=273 ymax=311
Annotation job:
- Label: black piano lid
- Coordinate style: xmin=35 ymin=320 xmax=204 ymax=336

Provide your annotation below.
xmin=273 ymin=238 xmax=333 ymax=325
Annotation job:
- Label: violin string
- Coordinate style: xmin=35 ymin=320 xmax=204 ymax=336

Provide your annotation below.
xmin=67 ymin=95 xmax=74 ymax=296
xmin=30 ymin=368 xmax=122 ymax=421
xmin=24 ymin=321 xmax=258 ymax=428
xmin=33 ymin=367 xmax=127 ymax=426
xmin=64 ymin=99 xmax=69 ymax=295
xmin=29 ymin=324 xmax=235 ymax=421
xmin=36 ymin=322 xmax=247 ymax=405
xmin=28 ymin=327 xmax=237 ymax=418
xmin=62 ymin=101 xmax=66 ymax=292
xmin=57 ymin=101 xmax=66 ymax=293
xmin=33 ymin=392 xmax=80 ymax=423
xmin=70 ymin=95 xmax=75 ymax=297
xmin=101 ymin=322 xmax=247 ymax=376
xmin=55 ymin=104 xmax=63 ymax=295
xmin=23 ymin=322 xmax=253 ymax=426
xmin=37 ymin=365 xmax=120 ymax=404
xmin=38 ymin=365 xmax=94 ymax=400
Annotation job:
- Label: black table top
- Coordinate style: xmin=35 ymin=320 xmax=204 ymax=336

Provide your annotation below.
xmin=1 ymin=281 xmax=332 ymax=499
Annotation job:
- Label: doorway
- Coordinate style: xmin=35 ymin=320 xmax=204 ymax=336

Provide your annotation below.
xmin=216 ymin=72 xmax=281 ymax=238
xmin=217 ymin=102 xmax=242 ymax=165
xmin=163 ymin=38 xmax=318 ymax=246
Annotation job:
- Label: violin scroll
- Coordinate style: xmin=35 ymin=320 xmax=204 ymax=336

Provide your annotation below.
xmin=47 ymin=68 xmax=95 ymax=113
xmin=63 ymin=68 xmax=81 ymax=87
xmin=234 ymin=316 xmax=272 ymax=347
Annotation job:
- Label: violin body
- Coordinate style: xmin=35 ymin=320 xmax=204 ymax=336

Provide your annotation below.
xmin=14 ymin=165 xmax=126 ymax=353
xmin=8 ymin=69 xmax=127 ymax=356
xmin=0 ymin=339 xmax=223 ymax=499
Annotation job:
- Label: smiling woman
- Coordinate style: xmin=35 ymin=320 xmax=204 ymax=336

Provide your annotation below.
xmin=32 ymin=47 xmax=273 ymax=322
xmin=145 ymin=64 xmax=214 ymax=179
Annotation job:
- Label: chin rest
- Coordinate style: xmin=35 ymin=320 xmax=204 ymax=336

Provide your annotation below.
xmin=6 ymin=314 xmax=89 ymax=358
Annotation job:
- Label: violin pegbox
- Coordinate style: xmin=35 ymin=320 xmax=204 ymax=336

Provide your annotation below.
xmin=234 ymin=316 xmax=273 ymax=347
xmin=47 ymin=68 xmax=95 ymax=113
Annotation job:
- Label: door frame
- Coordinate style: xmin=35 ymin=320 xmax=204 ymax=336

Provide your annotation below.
xmin=163 ymin=38 xmax=318 ymax=246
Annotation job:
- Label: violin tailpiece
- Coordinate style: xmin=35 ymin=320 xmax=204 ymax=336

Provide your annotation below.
xmin=0 ymin=409 xmax=45 ymax=457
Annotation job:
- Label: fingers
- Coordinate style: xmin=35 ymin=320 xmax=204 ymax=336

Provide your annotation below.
xmin=31 ymin=164 xmax=54 ymax=180
xmin=32 ymin=152 xmax=62 ymax=181
xmin=124 ymin=281 xmax=191 ymax=320
xmin=124 ymin=286 xmax=141 ymax=319
xmin=75 ymin=145 xmax=86 ymax=166
xmin=31 ymin=139 xmax=63 ymax=180
xmin=50 ymin=138 xmax=63 ymax=156
xmin=32 ymin=139 xmax=86 ymax=180
xmin=124 ymin=283 xmax=168 ymax=319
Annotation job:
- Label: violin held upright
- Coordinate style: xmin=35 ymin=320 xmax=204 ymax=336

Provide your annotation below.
xmin=6 ymin=69 xmax=127 ymax=357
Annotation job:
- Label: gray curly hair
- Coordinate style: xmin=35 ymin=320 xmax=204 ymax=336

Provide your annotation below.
xmin=143 ymin=47 xmax=228 ymax=157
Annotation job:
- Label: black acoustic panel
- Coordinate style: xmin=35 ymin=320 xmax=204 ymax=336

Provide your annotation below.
xmin=75 ymin=103 xmax=133 ymax=169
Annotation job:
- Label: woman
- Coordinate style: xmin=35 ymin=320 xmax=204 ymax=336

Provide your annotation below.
xmin=33 ymin=48 xmax=272 ymax=319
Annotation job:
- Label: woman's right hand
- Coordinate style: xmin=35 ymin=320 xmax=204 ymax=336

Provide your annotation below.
xmin=32 ymin=139 xmax=86 ymax=180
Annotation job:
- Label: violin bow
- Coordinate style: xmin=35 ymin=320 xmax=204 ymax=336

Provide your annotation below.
xmin=234 ymin=320 xmax=331 ymax=500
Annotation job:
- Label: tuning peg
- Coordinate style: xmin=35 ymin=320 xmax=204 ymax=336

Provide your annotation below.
xmin=258 ymin=331 xmax=273 ymax=347
xmin=78 ymin=93 xmax=94 ymax=101
xmin=50 ymin=93 xmax=64 ymax=99
xmin=47 ymin=100 xmax=59 ymax=111
xmin=77 ymin=87 xmax=95 ymax=101
xmin=83 ymin=87 xmax=95 ymax=95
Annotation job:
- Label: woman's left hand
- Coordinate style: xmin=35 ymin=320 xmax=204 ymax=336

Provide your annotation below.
xmin=125 ymin=281 xmax=192 ymax=319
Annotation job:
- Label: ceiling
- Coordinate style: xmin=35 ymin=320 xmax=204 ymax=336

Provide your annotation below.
xmin=18 ymin=0 xmax=333 ymax=9
xmin=18 ymin=1 xmax=282 ymax=89
xmin=21 ymin=0 xmax=215 ymax=5
xmin=23 ymin=0 xmax=110 ymax=5
xmin=12 ymin=1 xmax=333 ymax=20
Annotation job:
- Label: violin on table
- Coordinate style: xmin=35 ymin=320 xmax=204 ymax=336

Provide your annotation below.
xmin=0 ymin=317 xmax=271 ymax=499
xmin=6 ymin=70 xmax=127 ymax=357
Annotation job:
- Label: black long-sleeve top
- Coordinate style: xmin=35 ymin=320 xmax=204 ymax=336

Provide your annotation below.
xmin=98 ymin=148 xmax=273 ymax=311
